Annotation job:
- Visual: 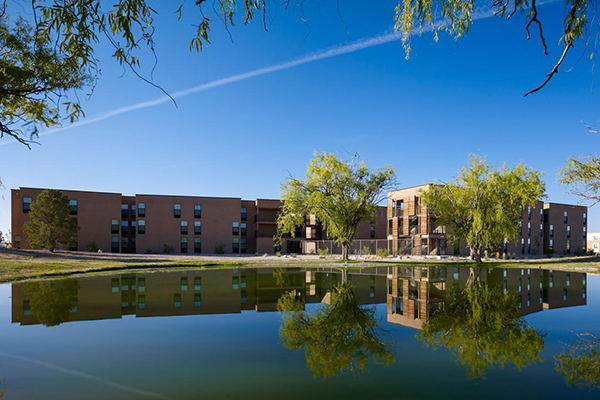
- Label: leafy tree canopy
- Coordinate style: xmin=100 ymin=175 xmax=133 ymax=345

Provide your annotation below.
xmin=277 ymin=282 xmax=395 ymax=379
xmin=418 ymin=278 xmax=546 ymax=379
xmin=23 ymin=279 xmax=80 ymax=327
xmin=23 ymin=189 xmax=79 ymax=251
xmin=421 ymin=155 xmax=545 ymax=262
xmin=277 ymin=152 xmax=396 ymax=259
xmin=555 ymin=331 xmax=600 ymax=391
xmin=559 ymin=150 xmax=600 ymax=206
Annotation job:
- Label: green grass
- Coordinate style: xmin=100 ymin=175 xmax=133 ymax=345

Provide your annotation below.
xmin=0 ymin=250 xmax=598 ymax=283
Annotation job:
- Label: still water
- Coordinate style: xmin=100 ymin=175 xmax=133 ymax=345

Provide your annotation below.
xmin=0 ymin=266 xmax=598 ymax=399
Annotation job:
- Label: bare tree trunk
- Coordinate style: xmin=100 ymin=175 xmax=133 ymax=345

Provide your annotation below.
xmin=470 ymin=247 xmax=482 ymax=263
xmin=341 ymin=245 xmax=349 ymax=260
xmin=341 ymin=268 xmax=348 ymax=284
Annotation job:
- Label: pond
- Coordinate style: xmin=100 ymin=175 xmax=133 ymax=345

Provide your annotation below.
xmin=0 ymin=266 xmax=598 ymax=399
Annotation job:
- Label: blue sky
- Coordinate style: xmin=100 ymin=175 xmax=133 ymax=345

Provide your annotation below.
xmin=2 ymin=0 xmax=600 ymax=234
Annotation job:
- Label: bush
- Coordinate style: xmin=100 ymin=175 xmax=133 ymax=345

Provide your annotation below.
xmin=86 ymin=241 xmax=99 ymax=252
xmin=262 ymin=253 xmax=268 ymax=257
xmin=290 ymin=253 xmax=297 ymax=258
xmin=574 ymin=249 xmax=586 ymax=257
xmin=376 ymin=248 xmax=390 ymax=258
xmin=163 ymin=244 xmax=174 ymax=254
xmin=362 ymin=246 xmax=372 ymax=256
xmin=276 ymin=251 xmax=281 ymax=257
xmin=146 ymin=249 xmax=153 ymax=254
xmin=214 ymin=244 xmax=225 ymax=254
xmin=544 ymin=249 xmax=556 ymax=258
xmin=587 ymin=249 xmax=596 ymax=256
xmin=317 ymin=248 xmax=329 ymax=257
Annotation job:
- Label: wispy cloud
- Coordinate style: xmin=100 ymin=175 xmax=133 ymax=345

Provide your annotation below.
xmin=1 ymin=0 xmax=559 ymax=145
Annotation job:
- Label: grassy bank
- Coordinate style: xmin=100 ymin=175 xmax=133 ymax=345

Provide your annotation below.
xmin=0 ymin=249 xmax=598 ymax=283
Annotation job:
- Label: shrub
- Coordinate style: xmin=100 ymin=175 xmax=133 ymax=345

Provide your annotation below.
xmin=262 ymin=253 xmax=268 ymax=257
xmin=362 ymin=246 xmax=372 ymax=257
xmin=317 ymin=248 xmax=329 ymax=257
xmin=587 ymin=249 xmax=596 ymax=256
xmin=86 ymin=241 xmax=99 ymax=252
xmin=290 ymin=253 xmax=297 ymax=258
xmin=276 ymin=251 xmax=281 ymax=257
xmin=163 ymin=244 xmax=174 ymax=254
xmin=214 ymin=244 xmax=225 ymax=254
xmin=146 ymin=249 xmax=153 ymax=254
xmin=377 ymin=248 xmax=390 ymax=258
xmin=544 ymin=249 xmax=556 ymax=257
xmin=574 ymin=249 xmax=586 ymax=257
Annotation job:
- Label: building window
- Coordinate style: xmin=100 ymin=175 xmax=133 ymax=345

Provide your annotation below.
xmin=583 ymin=212 xmax=587 ymax=225
xmin=564 ymin=211 xmax=568 ymax=223
xmin=174 ymin=204 xmax=181 ymax=218
xmin=233 ymin=237 xmax=240 ymax=253
xmin=392 ymin=200 xmax=396 ymax=217
xmin=370 ymin=225 xmax=376 ymax=238
xmin=138 ymin=295 xmax=146 ymax=309
xmin=232 ymin=276 xmax=239 ymax=290
xmin=527 ymin=206 xmax=531 ymax=220
xmin=527 ymin=222 xmax=531 ymax=236
xmin=241 ymin=290 xmax=247 ymax=304
xmin=14 ymin=235 xmax=21 ymax=249
xmin=131 ymin=221 xmax=136 ymax=234
xmin=181 ymin=237 xmax=188 ymax=253
xmin=194 ymin=277 xmax=202 ymax=291
xmin=583 ymin=226 xmax=587 ymax=240
xmin=241 ymin=222 xmax=247 ymax=236
xmin=232 ymin=222 xmax=239 ymax=235
xmin=111 ymin=237 xmax=119 ymax=253
xmin=138 ymin=278 xmax=146 ymax=292
xmin=131 ymin=204 xmax=136 ymax=217
xmin=550 ymin=225 xmax=554 ymax=238
xmin=241 ymin=207 xmax=247 ymax=221
xmin=566 ymin=239 xmax=571 ymax=254
xmin=121 ymin=237 xmax=129 ymax=253
xmin=194 ymin=221 xmax=201 ymax=235
xmin=563 ymin=289 xmax=568 ymax=301
xmin=138 ymin=203 xmax=146 ymax=217
xmin=181 ymin=277 xmax=188 ymax=291
xmin=121 ymin=220 xmax=129 ymax=234
xmin=194 ymin=204 xmax=201 ymax=218
xmin=519 ymin=221 xmax=522 ymax=236
xmin=540 ymin=208 xmax=543 ymax=222
xmin=567 ymin=225 xmax=571 ymax=238
xmin=549 ymin=239 xmax=554 ymax=250
xmin=194 ymin=294 xmax=202 ymax=307
xmin=69 ymin=199 xmax=78 ymax=215
xmin=181 ymin=220 xmax=188 ymax=235
xmin=527 ymin=238 xmax=531 ymax=254
xmin=540 ymin=224 xmax=543 ymax=236
xmin=23 ymin=197 xmax=32 ymax=213
xmin=121 ymin=204 xmax=129 ymax=218
xmin=194 ymin=237 xmax=201 ymax=253
xmin=174 ymin=294 xmax=181 ymax=308
xmin=521 ymin=238 xmax=525 ymax=254
xmin=241 ymin=238 xmax=247 ymax=254
xmin=111 ymin=219 xmax=119 ymax=234
xmin=138 ymin=220 xmax=146 ymax=234
xmin=69 ymin=236 xmax=78 ymax=251
xmin=567 ymin=273 xmax=571 ymax=286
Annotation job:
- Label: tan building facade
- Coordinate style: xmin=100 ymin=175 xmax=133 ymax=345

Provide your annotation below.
xmin=11 ymin=187 xmax=387 ymax=255
xmin=387 ymin=185 xmax=588 ymax=257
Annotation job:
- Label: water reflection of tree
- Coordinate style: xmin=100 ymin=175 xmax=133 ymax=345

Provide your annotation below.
xmin=277 ymin=282 xmax=395 ymax=379
xmin=555 ymin=332 xmax=600 ymax=391
xmin=417 ymin=279 xmax=546 ymax=379
xmin=23 ymin=279 xmax=80 ymax=327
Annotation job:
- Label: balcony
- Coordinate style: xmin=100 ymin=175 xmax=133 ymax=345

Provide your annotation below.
xmin=255 ymin=215 xmax=277 ymax=223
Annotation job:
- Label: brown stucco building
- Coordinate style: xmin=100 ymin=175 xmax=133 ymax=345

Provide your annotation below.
xmin=11 ymin=187 xmax=387 ymax=254
xmin=387 ymin=185 xmax=588 ymax=257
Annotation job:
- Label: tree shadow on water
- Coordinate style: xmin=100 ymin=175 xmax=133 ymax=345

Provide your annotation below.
xmin=23 ymin=279 xmax=80 ymax=327
xmin=277 ymin=282 xmax=395 ymax=379
xmin=555 ymin=332 xmax=600 ymax=392
xmin=417 ymin=274 xmax=546 ymax=379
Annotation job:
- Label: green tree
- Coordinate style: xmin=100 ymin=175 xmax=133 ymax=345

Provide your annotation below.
xmin=23 ymin=189 xmax=79 ymax=252
xmin=421 ymin=155 xmax=545 ymax=262
xmin=277 ymin=282 xmax=395 ymax=379
xmin=555 ymin=331 xmax=600 ymax=391
xmin=23 ymin=279 xmax=80 ymax=327
xmin=277 ymin=152 xmax=396 ymax=260
xmin=418 ymin=280 xmax=546 ymax=379
xmin=559 ymin=150 xmax=600 ymax=206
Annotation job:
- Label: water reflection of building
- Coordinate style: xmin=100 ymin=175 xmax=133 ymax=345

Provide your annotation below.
xmin=386 ymin=266 xmax=587 ymax=329
xmin=11 ymin=268 xmax=389 ymax=326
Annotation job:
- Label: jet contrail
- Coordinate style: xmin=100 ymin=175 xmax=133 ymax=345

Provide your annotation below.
xmin=0 ymin=351 xmax=173 ymax=399
xmin=1 ymin=0 xmax=559 ymax=144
